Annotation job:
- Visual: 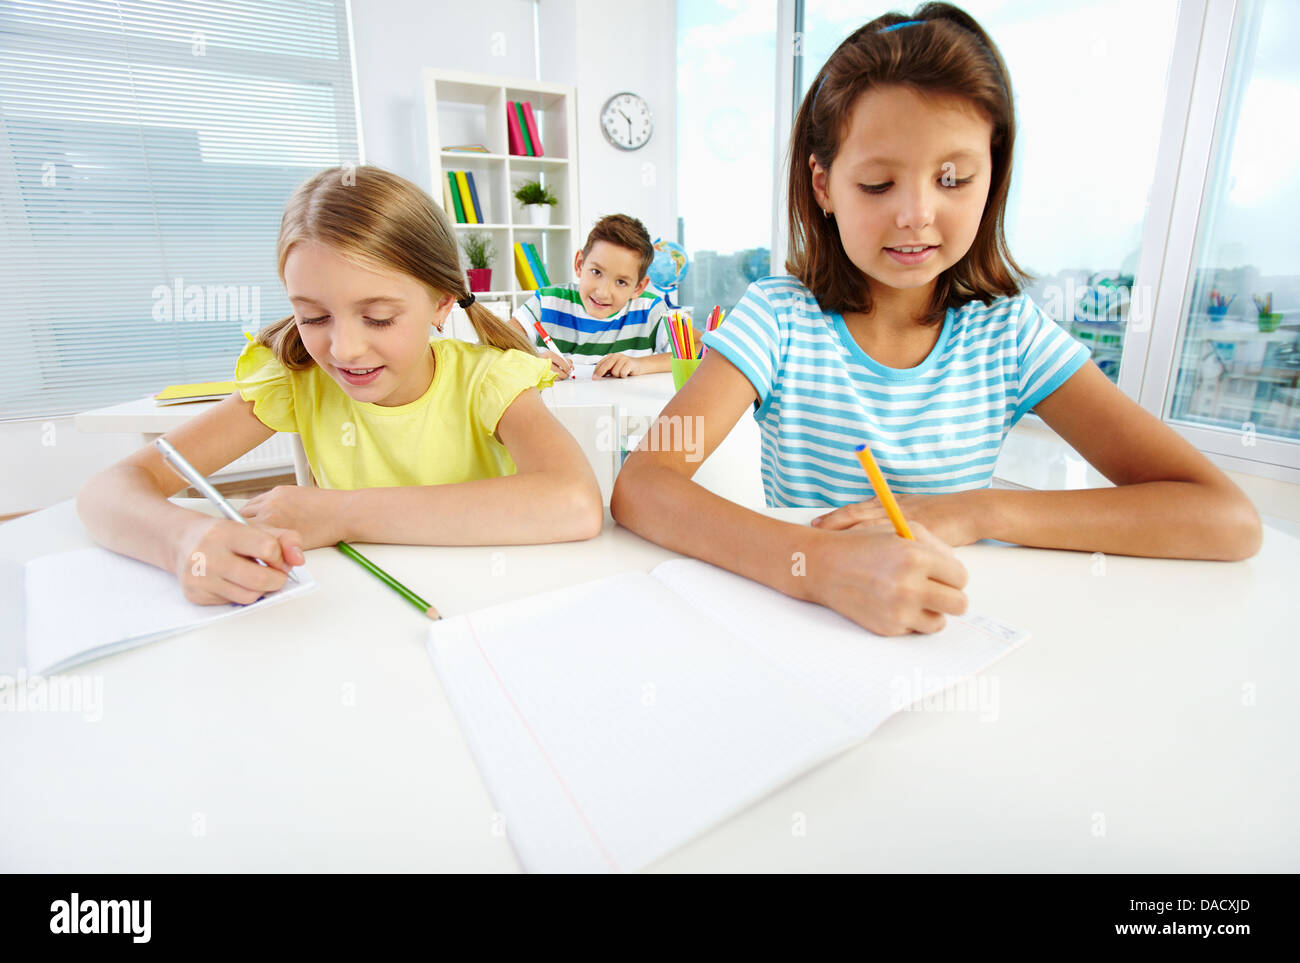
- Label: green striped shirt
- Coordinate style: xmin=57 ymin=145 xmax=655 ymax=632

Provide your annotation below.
xmin=512 ymin=283 xmax=671 ymax=357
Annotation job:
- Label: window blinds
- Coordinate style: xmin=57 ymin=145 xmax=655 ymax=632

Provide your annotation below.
xmin=0 ymin=0 xmax=361 ymax=420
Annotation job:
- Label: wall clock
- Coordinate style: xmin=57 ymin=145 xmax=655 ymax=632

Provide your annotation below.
xmin=600 ymin=92 xmax=653 ymax=151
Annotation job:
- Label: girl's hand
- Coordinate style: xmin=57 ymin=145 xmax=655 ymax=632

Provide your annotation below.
xmin=594 ymin=353 xmax=646 ymax=378
xmin=810 ymin=491 xmax=985 ymax=547
xmin=545 ymin=351 xmax=573 ymax=377
xmin=806 ymin=522 xmax=969 ymax=636
xmin=173 ymin=515 xmax=304 ymax=606
xmin=239 ymin=485 xmax=347 ymax=549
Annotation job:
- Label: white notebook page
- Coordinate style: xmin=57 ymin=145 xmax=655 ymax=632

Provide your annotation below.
xmin=427 ymin=559 xmax=1029 ymax=873
xmin=428 ymin=572 xmax=861 ymax=873
xmin=652 ymin=559 xmax=1030 ymax=731
xmin=25 ymin=546 xmax=316 ymax=675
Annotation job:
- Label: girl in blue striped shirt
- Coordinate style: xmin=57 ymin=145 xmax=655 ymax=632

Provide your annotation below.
xmin=613 ymin=2 xmax=1260 ymax=636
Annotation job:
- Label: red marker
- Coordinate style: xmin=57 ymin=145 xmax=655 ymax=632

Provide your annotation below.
xmin=533 ymin=320 xmax=574 ymax=379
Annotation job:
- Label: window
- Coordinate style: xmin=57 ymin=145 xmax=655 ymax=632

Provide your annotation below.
xmin=797 ymin=0 xmax=1180 ymax=385
xmin=1165 ymin=0 xmax=1300 ymax=445
xmin=0 ymin=0 xmax=361 ymax=420
xmin=675 ymin=0 xmax=777 ymax=318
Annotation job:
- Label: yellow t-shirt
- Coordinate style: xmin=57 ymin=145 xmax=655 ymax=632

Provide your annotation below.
xmin=234 ymin=337 xmax=556 ymax=490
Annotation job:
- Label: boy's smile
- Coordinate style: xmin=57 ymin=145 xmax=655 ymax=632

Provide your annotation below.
xmin=285 ymin=240 xmax=452 ymax=406
xmin=574 ymin=240 xmax=649 ymax=319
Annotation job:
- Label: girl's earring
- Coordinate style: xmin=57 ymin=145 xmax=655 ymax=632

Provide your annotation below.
xmin=822 ymin=208 xmax=831 ymax=219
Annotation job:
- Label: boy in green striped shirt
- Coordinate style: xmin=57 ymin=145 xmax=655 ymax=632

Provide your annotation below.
xmin=511 ymin=214 xmax=672 ymax=378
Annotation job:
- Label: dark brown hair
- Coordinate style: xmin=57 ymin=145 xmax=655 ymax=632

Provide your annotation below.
xmin=581 ymin=213 xmax=655 ymax=281
xmin=787 ymin=2 xmax=1029 ymax=324
xmin=259 ymin=165 xmax=534 ymax=369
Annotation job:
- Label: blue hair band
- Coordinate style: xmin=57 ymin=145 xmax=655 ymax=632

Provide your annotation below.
xmin=812 ymin=20 xmax=926 ymax=112
xmin=878 ymin=19 xmax=925 ymax=33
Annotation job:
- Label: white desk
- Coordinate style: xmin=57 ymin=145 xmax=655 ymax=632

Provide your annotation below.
xmin=2 ymin=499 xmax=1298 ymax=872
xmin=73 ymin=373 xmax=767 ymax=508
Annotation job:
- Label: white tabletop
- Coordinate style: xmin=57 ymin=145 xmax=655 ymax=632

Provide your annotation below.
xmin=2 ymin=499 xmax=1298 ymax=872
xmin=73 ymin=372 xmax=686 ymax=434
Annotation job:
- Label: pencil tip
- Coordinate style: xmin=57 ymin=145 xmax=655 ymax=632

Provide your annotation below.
xmin=427 ymin=607 xmax=442 ymax=621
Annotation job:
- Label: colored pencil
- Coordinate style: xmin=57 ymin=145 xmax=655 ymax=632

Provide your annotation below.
xmin=853 ymin=442 xmax=914 ymax=540
xmin=335 ymin=540 xmax=441 ymax=620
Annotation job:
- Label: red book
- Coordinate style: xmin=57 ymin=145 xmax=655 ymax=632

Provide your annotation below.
xmin=521 ymin=101 xmax=544 ymax=157
xmin=506 ymin=100 xmax=526 ymax=156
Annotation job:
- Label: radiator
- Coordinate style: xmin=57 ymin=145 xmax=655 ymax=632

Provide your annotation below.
xmin=212 ymin=432 xmax=297 ymax=478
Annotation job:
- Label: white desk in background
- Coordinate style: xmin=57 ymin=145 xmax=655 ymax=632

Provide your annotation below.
xmin=72 ymin=372 xmax=765 ymax=507
xmin=1 ymin=498 xmax=1297 ymax=872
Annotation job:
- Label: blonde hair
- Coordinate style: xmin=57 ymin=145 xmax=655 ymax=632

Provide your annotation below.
xmin=259 ymin=165 xmax=534 ymax=369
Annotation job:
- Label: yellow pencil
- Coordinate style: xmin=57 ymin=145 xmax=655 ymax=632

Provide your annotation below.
xmin=854 ymin=442 xmax=914 ymax=540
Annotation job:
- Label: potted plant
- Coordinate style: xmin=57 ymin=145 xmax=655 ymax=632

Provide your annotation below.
xmin=462 ymin=232 xmax=495 ymax=292
xmin=514 ymin=179 xmax=558 ymax=226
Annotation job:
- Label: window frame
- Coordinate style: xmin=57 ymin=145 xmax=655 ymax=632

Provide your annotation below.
xmin=774 ymin=0 xmax=1297 ymax=482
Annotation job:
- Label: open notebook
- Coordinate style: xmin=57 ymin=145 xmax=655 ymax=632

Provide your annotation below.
xmin=24 ymin=546 xmax=316 ymax=675
xmin=427 ymin=557 xmax=1029 ymax=873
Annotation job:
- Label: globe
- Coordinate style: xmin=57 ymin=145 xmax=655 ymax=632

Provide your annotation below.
xmin=648 ymin=238 xmax=690 ymax=308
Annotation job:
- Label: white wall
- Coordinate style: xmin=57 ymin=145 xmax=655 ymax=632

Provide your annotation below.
xmin=3 ymin=0 xmax=678 ymax=516
xmin=350 ymin=0 xmax=539 ymax=187
xmin=0 ymin=418 xmax=137 ymax=516
xmin=352 ymin=0 xmax=677 ymax=247
xmin=542 ymin=0 xmax=678 ymax=243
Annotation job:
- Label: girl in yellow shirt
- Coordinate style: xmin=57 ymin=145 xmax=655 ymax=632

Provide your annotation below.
xmin=78 ymin=166 xmax=603 ymax=606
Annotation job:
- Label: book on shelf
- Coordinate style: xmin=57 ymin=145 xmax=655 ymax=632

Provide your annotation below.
xmin=442 ymin=176 xmax=457 ymax=220
xmin=465 ymin=171 xmax=485 ymax=223
xmin=521 ymin=102 xmax=544 ymax=157
xmin=522 ymin=242 xmax=549 ymax=288
xmin=513 ymin=243 xmax=539 ymax=290
xmin=443 ymin=144 xmax=491 ymax=153
xmin=506 ymin=101 xmax=526 ymax=156
xmin=454 ymin=171 xmax=478 ymax=224
xmin=515 ymin=102 xmax=535 ymax=156
xmin=446 ymin=171 xmax=466 ymax=223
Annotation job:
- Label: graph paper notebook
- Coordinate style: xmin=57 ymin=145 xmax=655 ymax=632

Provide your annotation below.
xmin=427 ymin=557 xmax=1029 ymax=873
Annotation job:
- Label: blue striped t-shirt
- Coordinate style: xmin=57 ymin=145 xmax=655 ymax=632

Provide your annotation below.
xmin=703 ymin=275 xmax=1091 ymax=507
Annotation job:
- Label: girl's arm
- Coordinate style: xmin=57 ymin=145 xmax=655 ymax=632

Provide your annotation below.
xmin=980 ymin=361 xmax=1262 ymax=559
xmin=76 ymin=393 xmax=304 ymax=602
xmin=610 ymin=352 xmax=970 ymax=637
xmin=249 ymin=387 xmax=603 ymax=545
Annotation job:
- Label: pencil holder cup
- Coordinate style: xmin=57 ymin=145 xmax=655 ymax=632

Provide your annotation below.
xmin=1258 ymin=312 xmax=1282 ymax=332
xmin=1207 ymin=304 xmax=1229 ymax=321
xmin=672 ymin=358 xmax=701 ymax=391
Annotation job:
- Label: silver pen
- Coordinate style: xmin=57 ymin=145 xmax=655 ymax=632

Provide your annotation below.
xmin=154 ymin=437 xmax=300 ymax=583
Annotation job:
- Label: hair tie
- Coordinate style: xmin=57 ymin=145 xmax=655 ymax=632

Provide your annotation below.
xmin=457 ymin=293 xmax=475 ymax=309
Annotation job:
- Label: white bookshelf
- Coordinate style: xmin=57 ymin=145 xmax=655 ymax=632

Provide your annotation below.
xmin=424 ymin=68 xmax=580 ymax=312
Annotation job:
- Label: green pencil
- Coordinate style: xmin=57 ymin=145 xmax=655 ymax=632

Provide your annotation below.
xmin=335 ymin=541 xmax=441 ymax=620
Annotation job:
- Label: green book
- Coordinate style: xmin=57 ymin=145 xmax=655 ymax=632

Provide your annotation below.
xmin=447 ymin=171 xmax=466 ymax=223
xmin=525 ymin=242 xmax=550 ymax=286
xmin=515 ymin=102 xmax=535 ymax=156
